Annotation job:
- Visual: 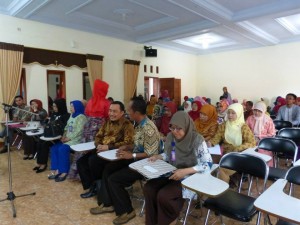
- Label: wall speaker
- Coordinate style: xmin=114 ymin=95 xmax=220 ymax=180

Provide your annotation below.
xmin=145 ymin=49 xmax=157 ymax=57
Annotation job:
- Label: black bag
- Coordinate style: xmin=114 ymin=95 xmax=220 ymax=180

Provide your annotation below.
xmin=44 ymin=120 xmax=64 ymax=138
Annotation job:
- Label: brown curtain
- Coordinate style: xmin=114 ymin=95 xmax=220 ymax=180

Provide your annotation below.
xmin=86 ymin=54 xmax=104 ymax=89
xmin=124 ymin=59 xmax=140 ymax=105
xmin=0 ymin=42 xmax=24 ymax=120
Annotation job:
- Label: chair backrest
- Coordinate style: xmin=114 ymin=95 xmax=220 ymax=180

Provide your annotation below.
xmin=277 ymin=128 xmax=300 ymax=145
xmin=219 ymin=152 xmax=269 ymax=190
xmin=273 ymin=120 xmax=293 ymax=130
xmin=258 ymin=137 xmax=298 ymax=162
xmin=285 ymin=165 xmax=300 ymax=185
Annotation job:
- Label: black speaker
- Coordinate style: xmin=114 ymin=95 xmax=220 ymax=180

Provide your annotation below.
xmin=145 ymin=49 xmax=157 ymax=57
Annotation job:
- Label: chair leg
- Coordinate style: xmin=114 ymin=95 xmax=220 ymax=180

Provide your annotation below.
xmin=182 ymin=197 xmax=193 ymax=225
xmin=204 ymin=209 xmax=211 ymax=225
xmin=256 ymin=211 xmax=261 ymax=225
xmin=139 ymin=199 xmax=145 ymax=217
xmin=219 ymin=215 xmax=225 ymax=225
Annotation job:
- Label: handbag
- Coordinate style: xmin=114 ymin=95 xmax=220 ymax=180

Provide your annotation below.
xmin=43 ymin=119 xmax=64 ymax=138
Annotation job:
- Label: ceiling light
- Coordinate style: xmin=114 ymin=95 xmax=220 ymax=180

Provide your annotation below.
xmin=276 ymin=17 xmax=300 ymax=35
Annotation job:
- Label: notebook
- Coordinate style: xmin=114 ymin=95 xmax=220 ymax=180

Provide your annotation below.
xmin=129 ymin=158 xmax=176 ymax=179
xmin=97 ymin=149 xmax=119 ymax=161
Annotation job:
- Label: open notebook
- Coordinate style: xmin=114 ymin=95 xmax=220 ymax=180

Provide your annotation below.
xmin=129 ymin=158 xmax=176 ymax=179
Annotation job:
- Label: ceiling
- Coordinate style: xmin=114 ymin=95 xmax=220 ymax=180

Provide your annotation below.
xmin=2 ymin=0 xmax=300 ymax=55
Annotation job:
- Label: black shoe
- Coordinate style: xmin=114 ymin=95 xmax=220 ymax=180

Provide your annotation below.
xmin=0 ymin=147 xmax=8 ymax=154
xmin=23 ymin=156 xmax=29 ymax=160
xmin=48 ymin=173 xmax=61 ymax=180
xmin=28 ymin=155 xmax=34 ymax=160
xmin=55 ymin=174 xmax=68 ymax=182
xmin=80 ymin=190 xmax=97 ymax=198
xmin=33 ymin=166 xmax=40 ymax=171
xmin=36 ymin=166 xmax=47 ymax=173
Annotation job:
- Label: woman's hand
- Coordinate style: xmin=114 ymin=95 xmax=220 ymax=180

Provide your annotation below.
xmin=116 ymin=149 xmax=132 ymax=159
xmin=169 ymin=168 xmax=189 ymax=181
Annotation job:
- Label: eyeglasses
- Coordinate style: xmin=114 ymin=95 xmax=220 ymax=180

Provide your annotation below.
xmin=169 ymin=126 xmax=183 ymax=132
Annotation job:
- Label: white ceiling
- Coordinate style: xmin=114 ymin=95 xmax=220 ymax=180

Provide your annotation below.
xmin=2 ymin=0 xmax=300 ymax=54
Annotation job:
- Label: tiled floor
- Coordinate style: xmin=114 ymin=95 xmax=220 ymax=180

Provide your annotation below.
xmin=0 ymin=145 xmax=298 ymax=225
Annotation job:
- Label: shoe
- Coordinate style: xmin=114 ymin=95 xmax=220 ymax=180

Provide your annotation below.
xmin=36 ymin=166 xmax=47 ymax=173
xmin=55 ymin=174 xmax=68 ymax=182
xmin=23 ymin=155 xmax=29 ymax=160
xmin=33 ymin=166 xmax=40 ymax=171
xmin=28 ymin=155 xmax=34 ymax=160
xmin=0 ymin=147 xmax=8 ymax=154
xmin=90 ymin=204 xmax=114 ymax=215
xmin=113 ymin=210 xmax=136 ymax=225
xmin=80 ymin=190 xmax=97 ymax=198
xmin=48 ymin=173 xmax=61 ymax=180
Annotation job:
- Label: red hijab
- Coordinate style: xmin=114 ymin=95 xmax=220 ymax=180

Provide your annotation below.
xmin=160 ymin=102 xmax=177 ymax=136
xmin=188 ymin=101 xmax=202 ymax=121
xmin=273 ymin=97 xmax=286 ymax=114
xmin=85 ymin=79 xmax=110 ymax=118
xmin=30 ymin=99 xmax=43 ymax=112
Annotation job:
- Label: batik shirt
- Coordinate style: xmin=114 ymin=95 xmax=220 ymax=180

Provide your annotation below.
xmin=94 ymin=117 xmax=134 ymax=149
xmin=133 ymin=117 xmax=160 ymax=156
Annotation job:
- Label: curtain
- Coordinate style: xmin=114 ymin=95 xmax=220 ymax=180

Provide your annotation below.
xmin=0 ymin=42 xmax=24 ymax=120
xmin=86 ymin=54 xmax=104 ymax=89
xmin=124 ymin=59 xmax=140 ymax=105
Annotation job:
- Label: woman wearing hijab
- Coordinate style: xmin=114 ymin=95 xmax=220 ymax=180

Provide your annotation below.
xmin=271 ymin=97 xmax=286 ymax=116
xmin=160 ymin=102 xmax=178 ymax=137
xmin=183 ymin=100 xmax=192 ymax=113
xmin=188 ymin=101 xmax=202 ymax=121
xmin=208 ymin=103 xmax=256 ymax=183
xmin=68 ymin=79 xmax=110 ymax=180
xmin=146 ymin=95 xmax=157 ymax=119
xmin=22 ymin=99 xmax=48 ymax=160
xmin=143 ymin=111 xmax=212 ymax=225
xmin=194 ymin=104 xmax=218 ymax=141
xmin=246 ymin=101 xmax=276 ymax=166
xmin=48 ymin=100 xmax=87 ymax=182
xmin=33 ymin=98 xmax=70 ymax=173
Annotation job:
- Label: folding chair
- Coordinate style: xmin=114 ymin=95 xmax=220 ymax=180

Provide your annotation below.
xmin=257 ymin=137 xmax=298 ymax=181
xmin=277 ymin=127 xmax=300 ymax=161
xmin=203 ymin=152 xmax=269 ymax=225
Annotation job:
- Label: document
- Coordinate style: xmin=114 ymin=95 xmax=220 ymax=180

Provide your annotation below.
xmin=129 ymin=158 xmax=176 ymax=179
xmin=71 ymin=141 xmax=95 ymax=152
xmin=208 ymin=144 xmax=222 ymax=155
xmin=97 ymin=149 xmax=119 ymax=161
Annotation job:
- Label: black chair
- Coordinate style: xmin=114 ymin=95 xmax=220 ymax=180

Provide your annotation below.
xmin=257 ymin=137 xmax=298 ymax=181
xmin=273 ymin=120 xmax=292 ymax=133
xmin=203 ymin=153 xmax=269 ymax=225
xmin=277 ymin=127 xmax=300 ymax=161
xmin=275 ymin=166 xmax=300 ymax=225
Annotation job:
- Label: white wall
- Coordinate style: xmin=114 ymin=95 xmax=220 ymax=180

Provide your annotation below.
xmin=197 ymin=42 xmax=300 ymax=106
xmin=0 ymin=14 xmax=198 ymax=108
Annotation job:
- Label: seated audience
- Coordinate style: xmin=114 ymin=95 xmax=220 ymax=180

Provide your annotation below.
xmin=194 ymin=104 xmax=218 ymax=141
xmin=22 ymin=99 xmax=48 ymax=160
xmin=146 ymin=95 xmax=157 ymax=119
xmin=48 ymin=100 xmax=87 ymax=182
xmin=152 ymin=97 xmax=164 ymax=130
xmin=183 ymin=100 xmax=192 ymax=113
xmin=222 ymin=86 xmax=232 ymax=104
xmin=276 ymin=93 xmax=300 ymax=126
xmin=89 ymin=97 xmax=160 ymax=225
xmin=244 ymin=101 xmax=253 ymax=120
xmin=69 ymin=79 xmax=110 ymax=180
xmin=144 ymin=111 xmax=212 ymax=225
xmin=34 ymin=98 xmax=70 ymax=173
xmin=0 ymin=95 xmax=31 ymax=154
xmin=160 ymin=101 xmax=177 ymax=137
xmin=188 ymin=101 xmax=201 ymax=121
xmin=77 ymin=101 xmax=134 ymax=198
xmin=246 ymin=101 xmax=276 ymax=166
xmin=271 ymin=96 xmax=285 ymax=116
xmin=208 ymin=103 xmax=256 ymax=183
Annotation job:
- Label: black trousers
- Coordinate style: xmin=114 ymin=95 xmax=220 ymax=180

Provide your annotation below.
xmin=22 ymin=135 xmax=38 ymax=156
xmin=100 ymin=162 xmax=143 ymax=216
xmin=77 ymin=152 xmax=110 ymax=190
xmin=143 ymin=177 xmax=184 ymax=225
xmin=36 ymin=140 xmax=53 ymax=165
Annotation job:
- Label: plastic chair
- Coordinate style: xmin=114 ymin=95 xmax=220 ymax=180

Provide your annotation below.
xmin=275 ymin=166 xmax=300 ymax=225
xmin=203 ymin=153 xmax=269 ymax=225
xmin=258 ymin=137 xmax=298 ymax=181
xmin=273 ymin=120 xmax=292 ymax=133
xmin=277 ymin=127 xmax=300 ymax=160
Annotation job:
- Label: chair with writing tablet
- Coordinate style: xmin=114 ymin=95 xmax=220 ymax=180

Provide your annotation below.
xmin=277 ymin=127 xmax=300 ymax=161
xmin=257 ymin=137 xmax=298 ymax=181
xmin=203 ymin=153 xmax=269 ymax=225
xmin=273 ymin=120 xmax=292 ymax=134
xmin=274 ymin=166 xmax=300 ymax=225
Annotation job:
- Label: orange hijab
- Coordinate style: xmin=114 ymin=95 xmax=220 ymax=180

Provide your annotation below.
xmin=194 ymin=104 xmax=218 ymax=133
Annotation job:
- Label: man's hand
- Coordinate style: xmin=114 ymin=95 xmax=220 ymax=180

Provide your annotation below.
xmin=148 ymin=154 xmax=162 ymax=162
xmin=96 ymin=144 xmax=109 ymax=153
xmin=169 ymin=169 xmax=189 ymax=181
xmin=116 ymin=149 xmax=132 ymax=159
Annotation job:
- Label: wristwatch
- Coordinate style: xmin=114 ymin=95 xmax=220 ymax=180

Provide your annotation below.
xmin=132 ymin=153 xmax=137 ymax=160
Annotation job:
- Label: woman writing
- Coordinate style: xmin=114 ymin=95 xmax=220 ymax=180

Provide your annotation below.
xmin=143 ymin=111 xmax=212 ymax=225
xmin=207 ymin=103 xmax=256 ymax=183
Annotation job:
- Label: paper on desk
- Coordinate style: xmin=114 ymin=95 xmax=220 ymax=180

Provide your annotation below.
xmin=97 ymin=149 xmax=119 ymax=161
xmin=71 ymin=141 xmax=95 ymax=151
xmin=208 ymin=144 xmax=222 ymax=155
